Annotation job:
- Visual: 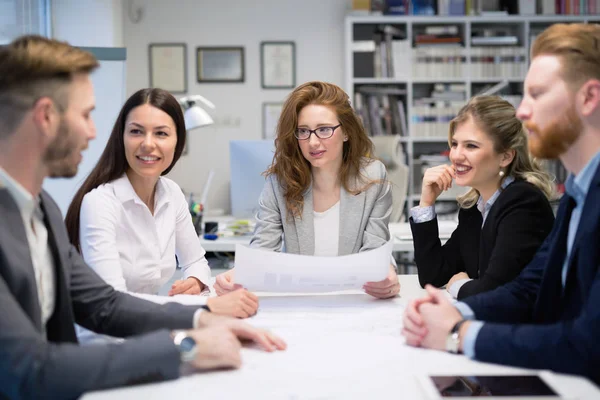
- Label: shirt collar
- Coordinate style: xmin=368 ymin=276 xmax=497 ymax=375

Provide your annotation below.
xmin=565 ymin=150 xmax=600 ymax=205
xmin=477 ymin=175 xmax=515 ymax=215
xmin=112 ymin=173 xmax=170 ymax=210
xmin=0 ymin=166 xmax=37 ymax=217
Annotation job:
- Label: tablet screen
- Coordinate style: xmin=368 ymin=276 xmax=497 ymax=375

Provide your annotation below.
xmin=430 ymin=375 xmax=559 ymax=397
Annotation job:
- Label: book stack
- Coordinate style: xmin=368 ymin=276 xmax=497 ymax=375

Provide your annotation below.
xmin=470 ymin=46 xmax=527 ymax=79
xmin=353 ymin=86 xmax=408 ymax=137
xmin=541 ymin=0 xmax=598 ymax=14
xmin=411 ymin=83 xmax=465 ymax=138
xmin=352 ymin=24 xmax=409 ymax=79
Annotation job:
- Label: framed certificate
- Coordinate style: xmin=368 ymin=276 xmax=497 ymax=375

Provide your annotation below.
xmin=262 ymin=102 xmax=284 ymax=139
xmin=260 ymin=41 xmax=296 ymax=89
xmin=149 ymin=43 xmax=187 ymax=93
xmin=197 ymin=47 xmax=245 ymax=83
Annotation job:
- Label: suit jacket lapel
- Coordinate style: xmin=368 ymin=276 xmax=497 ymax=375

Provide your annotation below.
xmin=0 ymin=188 xmax=42 ymax=331
xmin=535 ymin=195 xmax=576 ymax=322
xmin=564 ymin=165 xmax=600 ymax=287
xmin=39 ymin=193 xmax=77 ymax=343
xmin=295 ymin=184 xmax=315 ymax=255
xmin=338 ymin=187 xmax=365 ymax=256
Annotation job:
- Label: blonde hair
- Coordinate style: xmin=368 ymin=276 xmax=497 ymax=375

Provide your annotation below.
xmin=449 ymin=96 xmax=555 ymax=209
xmin=0 ymin=35 xmax=99 ymax=136
xmin=532 ymin=23 xmax=600 ymax=91
xmin=266 ymin=81 xmax=376 ymax=219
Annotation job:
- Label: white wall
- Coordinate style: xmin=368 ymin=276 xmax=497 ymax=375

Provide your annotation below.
xmin=123 ymin=0 xmax=349 ymax=215
xmin=44 ymin=0 xmax=125 ymax=215
xmin=52 ymin=0 xmax=123 ymax=47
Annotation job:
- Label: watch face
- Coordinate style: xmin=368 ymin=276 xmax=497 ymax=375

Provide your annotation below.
xmin=180 ymin=336 xmax=196 ymax=353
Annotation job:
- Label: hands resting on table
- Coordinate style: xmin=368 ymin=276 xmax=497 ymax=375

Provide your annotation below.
xmin=213 ymin=264 xmax=401 ymax=299
xmin=402 ymin=284 xmax=467 ymax=351
xmin=167 ymin=276 xmax=259 ymax=319
xmin=181 ymin=311 xmax=287 ymax=371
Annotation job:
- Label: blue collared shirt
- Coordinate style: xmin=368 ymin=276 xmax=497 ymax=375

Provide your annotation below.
xmin=458 ymin=150 xmax=600 ymax=359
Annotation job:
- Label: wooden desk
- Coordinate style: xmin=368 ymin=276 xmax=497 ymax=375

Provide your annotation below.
xmin=82 ymin=275 xmax=599 ymax=400
xmin=199 ymin=218 xmax=458 ymax=253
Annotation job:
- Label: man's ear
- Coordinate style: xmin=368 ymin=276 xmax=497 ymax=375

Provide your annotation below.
xmin=500 ymin=149 xmax=516 ymax=168
xmin=580 ymin=79 xmax=600 ymax=117
xmin=31 ymin=97 xmax=59 ymax=141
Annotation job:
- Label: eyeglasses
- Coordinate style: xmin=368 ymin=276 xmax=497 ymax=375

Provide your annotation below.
xmin=294 ymin=124 xmax=342 ymax=140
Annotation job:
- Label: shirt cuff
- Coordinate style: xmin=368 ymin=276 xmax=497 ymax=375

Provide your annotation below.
xmin=448 ymin=278 xmax=472 ymax=299
xmin=193 ymin=308 xmax=205 ymax=329
xmin=182 ymin=262 xmax=212 ymax=289
xmin=455 ymin=302 xmax=476 ymax=320
xmin=462 ymin=321 xmax=484 ymax=359
xmin=409 ymin=205 xmax=436 ymax=223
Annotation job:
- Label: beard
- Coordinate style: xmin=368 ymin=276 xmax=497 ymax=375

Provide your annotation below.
xmin=525 ymin=104 xmax=582 ymax=160
xmin=44 ymin=118 xmax=82 ymax=178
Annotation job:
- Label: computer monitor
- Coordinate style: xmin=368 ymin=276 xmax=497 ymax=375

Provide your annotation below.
xmin=230 ymin=140 xmax=276 ymax=218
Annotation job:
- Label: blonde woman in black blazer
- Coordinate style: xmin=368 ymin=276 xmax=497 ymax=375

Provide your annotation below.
xmin=410 ymin=96 xmax=555 ymax=300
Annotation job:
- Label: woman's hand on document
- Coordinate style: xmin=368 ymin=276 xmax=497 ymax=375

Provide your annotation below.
xmin=363 ymin=264 xmax=401 ymax=299
xmin=214 ymin=269 xmax=244 ymax=295
xmin=207 ymin=289 xmax=259 ymax=318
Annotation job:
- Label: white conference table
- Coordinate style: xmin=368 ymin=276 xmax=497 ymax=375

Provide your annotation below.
xmin=199 ymin=217 xmax=458 ymax=253
xmin=83 ymin=275 xmax=599 ymax=400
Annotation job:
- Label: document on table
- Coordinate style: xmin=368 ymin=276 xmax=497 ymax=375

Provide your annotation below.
xmin=234 ymin=240 xmax=393 ymax=292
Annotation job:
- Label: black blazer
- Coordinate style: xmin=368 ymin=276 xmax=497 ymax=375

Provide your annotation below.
xmin=0 ymin=189 xmax=205 ymax=400
xmin=410 ymin=180 xmax=555 ymax=299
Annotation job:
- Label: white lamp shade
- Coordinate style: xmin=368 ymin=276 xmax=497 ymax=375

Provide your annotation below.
xmin=184 ymin=105 xmax=214 ymax=130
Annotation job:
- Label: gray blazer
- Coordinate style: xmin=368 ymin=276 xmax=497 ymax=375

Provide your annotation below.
xmin=250 ymin=159 xmax=392 ymax=256
xmin=0 ymin=189 xmax=202 ymax=399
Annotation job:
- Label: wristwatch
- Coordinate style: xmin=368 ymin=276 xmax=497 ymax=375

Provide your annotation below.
xmin=446 ymin=319 xmax=468 ymax=354
xmin=172 ymin=330 xmax=197 ymax=363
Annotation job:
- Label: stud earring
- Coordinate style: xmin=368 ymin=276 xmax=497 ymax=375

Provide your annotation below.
xmin=499 ymin=170 xmax=505 ymax=177
xmin=343 ymin=136 xmax=348 ymax=142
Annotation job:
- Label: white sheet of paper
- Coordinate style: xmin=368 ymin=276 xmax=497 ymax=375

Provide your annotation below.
xmin=234 ymin=240 xmax=393 ymax=292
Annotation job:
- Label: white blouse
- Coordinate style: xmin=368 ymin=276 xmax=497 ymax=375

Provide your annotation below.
xmin=313 ymin=201 xmax=340 ymax=257
xmin=79 ymin=174 xmax=212 ymax=299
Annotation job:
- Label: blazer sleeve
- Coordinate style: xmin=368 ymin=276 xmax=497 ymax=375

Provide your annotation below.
xmin=462 ymin=232 xmax=552 ymax=324
xmin=457 ymin=186 xmax=554 ymax=299
xmin=471 ymin=260 xmax=600 ymax=380
xmin=410 ymin=214 xmax=466 ymax=288
xmin=0 ymin=199 xmax=205 ymax=400
xmin=360 ymin=165 xmax=393 ymax=253
xmin=0 ymin=270 xmax=186 ymax=400
xmin=249 ymin=175 xmax=284 ymax=252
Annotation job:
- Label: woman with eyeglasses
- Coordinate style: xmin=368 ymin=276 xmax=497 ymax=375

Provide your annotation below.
xmin=215 ymin=81 xmax=399 ymax=299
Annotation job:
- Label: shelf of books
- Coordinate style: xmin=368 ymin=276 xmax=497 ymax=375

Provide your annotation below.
xmin=345 ymin=14 xmax=600 ymax=218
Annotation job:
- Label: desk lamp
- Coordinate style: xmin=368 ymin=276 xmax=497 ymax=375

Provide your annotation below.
xmin=178 ymin=94 xmax=215 ymax=130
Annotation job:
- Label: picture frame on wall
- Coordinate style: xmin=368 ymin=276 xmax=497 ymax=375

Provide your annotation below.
xmin=149 ymin=43 xmax=187 ymax=93
xmin=197 ymin=47 xmax=245 ymax=83
xmin=262 ymin=102 xmax=284 ymax=139
xmin=261 ymin=41 xmax=296 ymax=89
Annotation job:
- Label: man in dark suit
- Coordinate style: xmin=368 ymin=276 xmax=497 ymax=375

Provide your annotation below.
xmin=402 ymin=23 xmax=600 ymax=385
xmin=0 ymin=36 xmax=285 ymax=400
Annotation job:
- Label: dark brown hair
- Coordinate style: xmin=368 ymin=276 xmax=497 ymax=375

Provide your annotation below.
xmin=265 ymin=81 xmax=375 ymax=219
xmin=0 ymin=35 xmax=99 ymax=136
xmin=65 ymin=88 xmax=187 ymax=250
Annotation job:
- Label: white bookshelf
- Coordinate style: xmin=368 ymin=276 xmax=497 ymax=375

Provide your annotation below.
xmin=345 ymin=14 xmax=600 ymax=217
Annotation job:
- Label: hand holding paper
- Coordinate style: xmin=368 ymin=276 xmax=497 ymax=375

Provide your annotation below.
xmin=234 ymin=240 xmax=393 ymax=293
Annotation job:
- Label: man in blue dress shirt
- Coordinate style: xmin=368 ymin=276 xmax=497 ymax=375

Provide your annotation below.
xmin=402 ymin=23 xmax=600 ymax=385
